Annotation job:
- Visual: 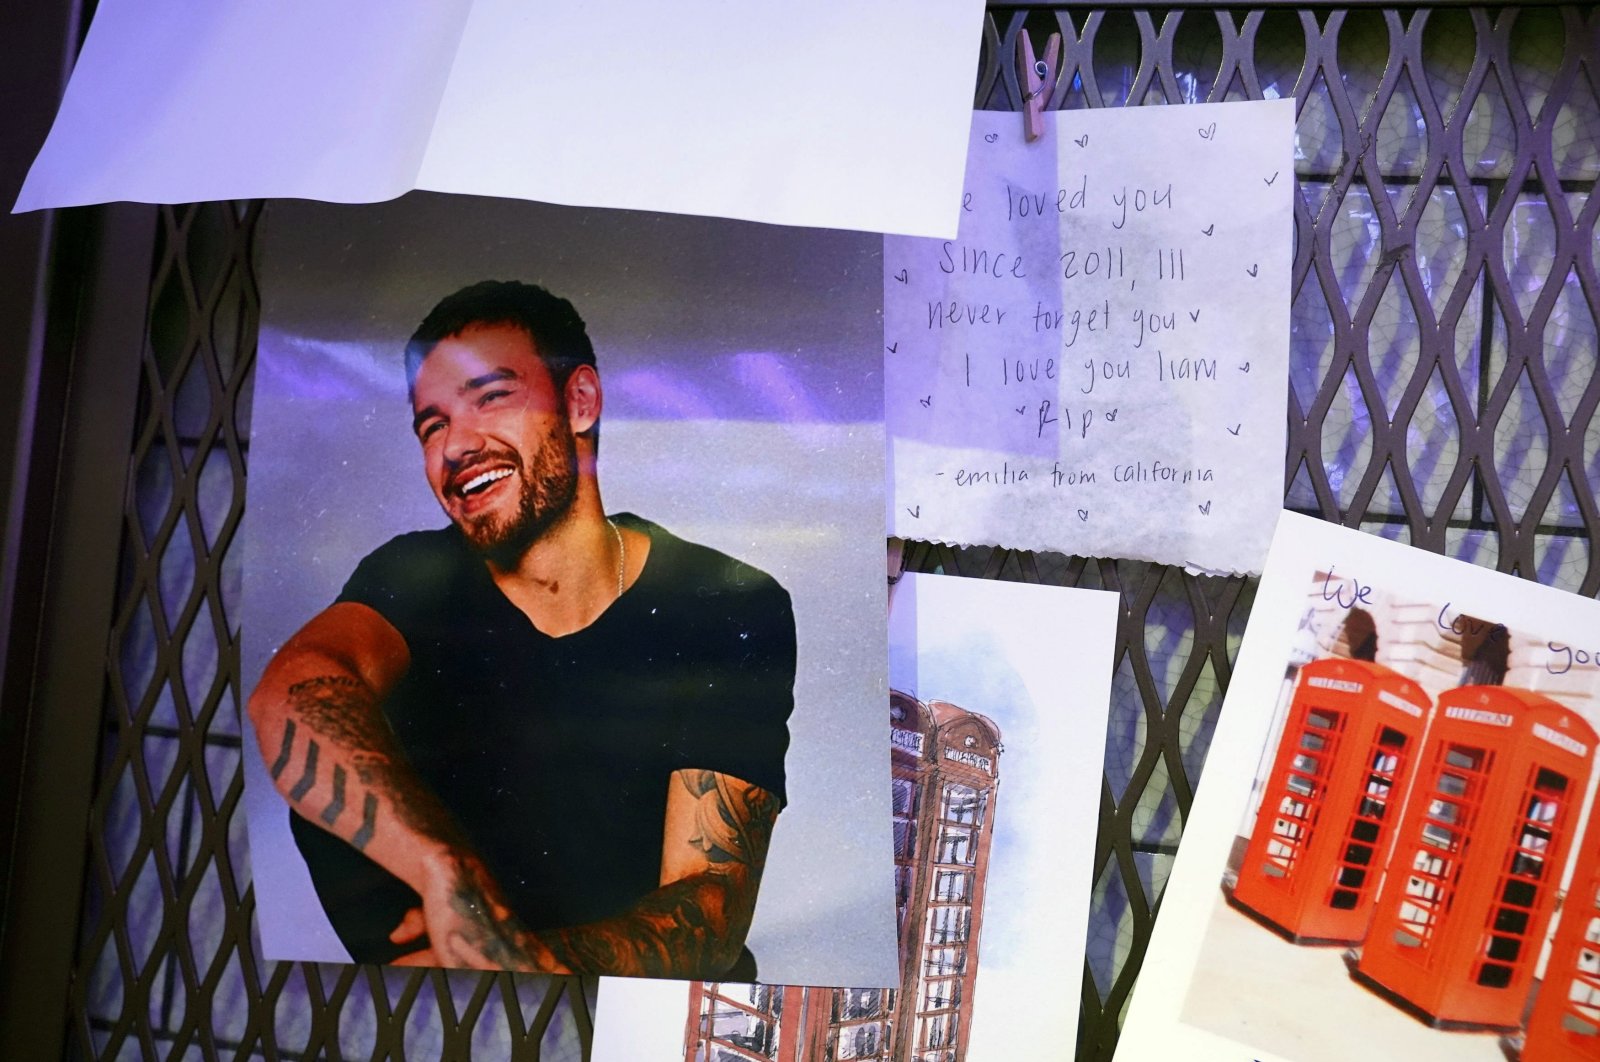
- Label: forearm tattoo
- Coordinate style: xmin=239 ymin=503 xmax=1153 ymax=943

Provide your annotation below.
xmin=286 ymin=675 xmax=393 ymax=751
xmin=274 ymin=674 xmax=461 ymax=854
xmin=532 ymin=771 xmax=780 ymax=977
xmin=269 ymin=719 xmax=297 ymax=780
xmin=351 ymin=793 xmax=378 ymax=851
xmin=540 ymin=877 xmax=730 ymax=976
xmin=287 ymin=738 xmax=320 ymax=801
xmin=320 ymin=765 xmax=347 ymax=826
xmin=443 ymin=861 xmax=534 ymax=970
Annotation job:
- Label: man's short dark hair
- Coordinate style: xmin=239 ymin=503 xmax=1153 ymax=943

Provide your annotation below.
xmin=405 ymin=280 xmax=597 ymax=394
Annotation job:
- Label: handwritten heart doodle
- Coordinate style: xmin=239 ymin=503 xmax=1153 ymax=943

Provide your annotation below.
xmin=1077 ymin=509 xmax=1089 ymax=522
xmin=1228 ymin=424 xmax=1241 ymax=436
xmin=984 ymin=133 xmax=999 ymax=143
xmin=1202 ymin=224 xmax=1215 ymax=236
xmin=906 ymin=506 xmax=921 ymax=518
xmin=1074 ymin=134 xmax=1089 ymax=148
xmin=894 ymin=269 xmax=909 ymax=284
xmin=1246 ymin=264 xmax=1259 ymax=277
xmin=1264 ymin=171 xmax=1279 ymax=186
xmin=1198 ymin=122 xmax=1217 ymax=140
xmin=1104 ymin=408 xmax=1118 ymax=423
xmin=1198 ymin=500 xmax=1212 ymax=515
xmin=919 ymin=395 xmax=932 ymax=408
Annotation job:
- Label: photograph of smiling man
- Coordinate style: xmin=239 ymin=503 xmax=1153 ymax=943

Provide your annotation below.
xmin=239 ymin=195 xmax=896 ymax=990
xmin=250 ymin=280 xmax=794 ymax=978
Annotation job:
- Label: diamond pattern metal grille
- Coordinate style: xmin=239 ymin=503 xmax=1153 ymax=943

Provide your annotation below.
xmin=910 ymin=7 xmax=1599 ymax=1062
xmin=54 ymin=6 xmax=1598 ymax=1061
xmin=61 ymin=200 xmax=593 ymax=1060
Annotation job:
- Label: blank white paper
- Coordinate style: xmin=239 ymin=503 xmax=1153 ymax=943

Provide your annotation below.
xmin=16 ymin=0 xmax=985 ymax=238
xmin=13 ymin=0 xmax=472 ymax=210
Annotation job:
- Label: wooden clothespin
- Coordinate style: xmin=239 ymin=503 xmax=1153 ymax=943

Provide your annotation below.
xmin=1017 ymin=29 xmax=1062 ymax=142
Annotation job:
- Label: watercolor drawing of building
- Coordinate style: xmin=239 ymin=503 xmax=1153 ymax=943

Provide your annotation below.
xmin=684 ymin=691 xmax=1004 ymax=1062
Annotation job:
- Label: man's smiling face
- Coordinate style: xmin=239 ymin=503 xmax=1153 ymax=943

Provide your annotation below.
xmin=410 ymin=323 xmax=578 ymax=556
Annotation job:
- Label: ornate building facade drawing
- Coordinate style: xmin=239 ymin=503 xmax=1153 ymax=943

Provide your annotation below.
xmin=685 ymin=692 xmax=1004 ymax=1062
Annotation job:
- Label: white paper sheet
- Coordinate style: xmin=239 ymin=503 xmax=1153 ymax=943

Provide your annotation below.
xmin=1117 ymin=513 xmax=1600 ymax=1062
xmin=16 ymin=0 xmax=984 ymax=237
xmin=591 ymin=572 xmax=1118 ymax=1060
xmin=886 ymin=101 xmax=1295 ymax=573
xmin=890 ymin=573 xmax=1116 ymax=1059
xmin=12 ymin=0 xmax=471 ymax=208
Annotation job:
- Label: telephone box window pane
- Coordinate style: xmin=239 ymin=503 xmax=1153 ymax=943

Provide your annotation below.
xmin=1427 ymin=799 xmax=1461 ymax=824
xmin=1422 ymin=823 xmax=1458 ymax=850
xmin=921 ymin=1012 xmax=959 ymax=1049
xmin=1413 ymin=850 xmax=1445 ymax=875
xmin=927 ymin=906 xmax=970 ymax=944
xmin=1477 ymin=963 xmax=1514 ymax=988
xmin=1272 ymin=818 xmax=1304 ymax=842
xmin=893 ymin=778 xmax=919 ymax=817
xmin=839 ymin=988 xmax=885 ymax=1020
xmin=933 ymin=870 xmax=971 ymax=903
xmin=922 ymin=978 xmax=961 ymax=1011
xmin=1494 ymin=908 xmax=1529 ymax=934
xmin=940 ymin=783 xmax=985 ymax=825
xmin=745 ymin=983 xmax=782 ymax=1017
xmin=1503 ymin=879 xmax=1538 ymax=907
xmin=895 ymin=820 xmax=917 ymax=860
xmin=938 ymin=826 xmax=976 ymax=866
xmin=836 ymin=1022 xmax=883 ymax=1059
xmin=705 ymin=1009 xmax=776 ymax=1057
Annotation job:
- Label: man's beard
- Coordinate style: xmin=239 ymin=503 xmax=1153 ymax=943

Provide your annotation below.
xmin=456 ymin=427 xmax=579 ymax=562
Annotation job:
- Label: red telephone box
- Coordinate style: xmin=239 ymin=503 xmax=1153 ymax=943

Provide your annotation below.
xmin=1229 ymin=658 xmax=1432 ymax=943
xmin=1522 ymin=793 xmax=1600 ymax=1059
xmin=1355 ymin=687 xmax=1597 ymax=1030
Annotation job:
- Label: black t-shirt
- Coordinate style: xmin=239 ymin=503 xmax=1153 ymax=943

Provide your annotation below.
xmin=290 ymin=513 xmax=796 ymax=963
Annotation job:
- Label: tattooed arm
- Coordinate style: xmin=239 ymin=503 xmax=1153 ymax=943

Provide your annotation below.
xmin=391 ymin=768 xmax=780 ymax=978
xmin=246 ymin=602 xmax=564 ymax=972
xmin=544 ymin=768 xmax=779 ymax=976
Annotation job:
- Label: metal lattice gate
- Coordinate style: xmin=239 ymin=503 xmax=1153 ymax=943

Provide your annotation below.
xmin=41 ymin=6 xmax=1599 ymax=1061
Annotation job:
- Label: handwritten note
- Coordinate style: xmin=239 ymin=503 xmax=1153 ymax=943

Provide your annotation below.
xmin=886 ymin=101 xmax=1294 ymax=574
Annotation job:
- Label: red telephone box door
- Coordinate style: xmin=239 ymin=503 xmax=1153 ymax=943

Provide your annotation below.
xmin=1230 ymin=658 xmax=1430 ymax=944
xmin=1523 ymin=802 xmax=1600 ymax=1060
xmin=1355 ymin=688 xmax=1596 ymax=1030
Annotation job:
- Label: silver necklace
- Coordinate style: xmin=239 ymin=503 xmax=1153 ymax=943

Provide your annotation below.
xmin=607 ymin=519 xmax=625 ymax=599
